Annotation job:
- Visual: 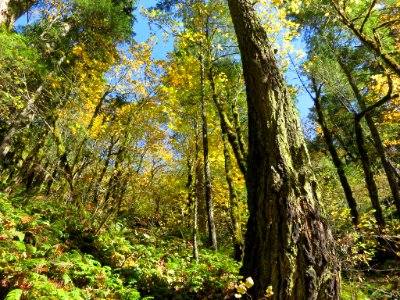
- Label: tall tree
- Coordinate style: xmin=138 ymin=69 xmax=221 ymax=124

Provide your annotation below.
xmin=310 ymin=78 xmax=359 ymax=225
xmin=227 ymin=0 xmax=340 ymax=299
xmin=200 ymin=51 xmax=217 ymax=250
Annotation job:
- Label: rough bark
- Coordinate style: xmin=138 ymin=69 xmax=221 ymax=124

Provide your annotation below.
xmin=200 ymin=52 xmax=217 ymax=251
xmin=227 ymin=0 xmax=340 ymax=299
xmin=312 ymin=83 xmax=359 ymax=225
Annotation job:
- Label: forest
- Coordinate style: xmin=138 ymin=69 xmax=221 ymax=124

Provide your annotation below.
xmin=0 ymin=0 xmax=399 ymax=299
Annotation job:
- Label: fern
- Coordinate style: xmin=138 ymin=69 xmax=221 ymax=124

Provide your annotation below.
xmin=4 ymin=289 xmax=22 ymax=300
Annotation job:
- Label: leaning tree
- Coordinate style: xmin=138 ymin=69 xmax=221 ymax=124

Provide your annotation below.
xmin=227 ymin=0 xmax=340 ymax=299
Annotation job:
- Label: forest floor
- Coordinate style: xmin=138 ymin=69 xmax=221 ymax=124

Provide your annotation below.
xmin=0 ymin=192 xmax=399 ymax=299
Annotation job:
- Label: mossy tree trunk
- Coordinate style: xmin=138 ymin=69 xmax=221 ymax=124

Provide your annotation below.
xmin=227 ymin=0 xmax=340 ymax=298
xmin=209 ymin=66 xmax=243 ymax=260
xmin=222 ymin=131 xmax=243 ymax=261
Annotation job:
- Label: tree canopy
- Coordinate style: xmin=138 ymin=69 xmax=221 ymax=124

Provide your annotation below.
xmin=0 ymin=0 xmax=399 ymax=299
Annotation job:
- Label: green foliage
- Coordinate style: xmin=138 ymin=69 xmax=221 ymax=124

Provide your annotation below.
xmin=0 ymin=29 xmax=42 ymax=72
xmin=0 ymin=192 xmax=240 ymax=299
xmin=0 ymin=28 xmax=44 ymax=130
xmin=0 ymin=193 xmax=140 ymax=299
xmin=4 ymin=289 xmax=22 ymax=300
xmin=1 ymin=0 xmax=400 ymax=299
xmin=73 ymin=0 xmax=136 ymax=42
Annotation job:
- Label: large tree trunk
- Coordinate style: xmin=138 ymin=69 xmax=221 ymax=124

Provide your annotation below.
xmin=0 ymin=0 xmax=37 ymax=28
xmin=312 ymin=84 xmax=359 ymax=225
xmin=227 ymin=0 xmax=340 ymax=299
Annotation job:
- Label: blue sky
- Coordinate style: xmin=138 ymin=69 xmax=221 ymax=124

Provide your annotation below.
xmin=15 ymin=0 xmax=313 ymax=119
xmin=133 ymin=0 xmax=313 ymax=119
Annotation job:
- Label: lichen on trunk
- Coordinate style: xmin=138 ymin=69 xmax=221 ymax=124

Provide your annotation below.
xmin=227 ymin=0 xmax=340 ymax=298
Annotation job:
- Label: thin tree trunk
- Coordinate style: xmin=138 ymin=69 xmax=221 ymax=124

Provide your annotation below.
xmin=93 ymin=136 xmax=117 ymax=203
xmin=338 ymin=61 xmax=400 ymax=216
xmin=193 ymin=120 xmax=201 ymax=262
xmin=192 ymin=185 xmax=199 ymax=262
xmin=200 ymin=52 xmax=217 ymax=251
xmin=364 ymin=115 xmax=400 ymax=215
xmin=0 ymin=56 xmax=66 ymax=159
xmin=186 ymin=157 xmax=194 ymax=229
xmin=50 ymin=120 xmax=75 ymax=200
xmin=312 ymin=83 xmax=359 ymax=225
xmin=231 ymin=99 xmax=247 ymax=159
xmin=209 ymin=66 xmax=243 ymax=259
xmin=211 ymin=81 xmax=247 ymax=175
xmin=354 ymin=117 xmax=385 ymax=227
xmin=228 ymin=0 xmax=340 ymax=298
xmin=71 ymin=91 xmax=109 ymax=171
xmin=222 ymin=131 xmax=243 ymax=261
xmin=330 ymin=0 xmax=400 ymax=77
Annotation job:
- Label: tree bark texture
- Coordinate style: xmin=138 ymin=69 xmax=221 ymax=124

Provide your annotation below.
xmin=227 ymin=0 xmax=340 ymax=299
xmin=313 ymin=91 xmax=359 ymax=225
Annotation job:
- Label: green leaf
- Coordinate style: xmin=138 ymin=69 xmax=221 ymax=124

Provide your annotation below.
xmin=13 ymin=241 xmax=26 ymax=251
xmin=13 ymin=231 xmax=25 ymax=242
xmin=5 ymin=289 xmax=23 ymax=300
xmin=62 ymin=274 xmax=73 ymax=285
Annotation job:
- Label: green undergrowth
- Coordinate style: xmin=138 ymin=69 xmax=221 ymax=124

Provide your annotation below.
xmin=341 ymin=269 xmax=400 ymax=300
xmin=0 ymin=192 xmax=240 ymax=299
xmin=1 ymin=192 xmax=399 ymax=299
